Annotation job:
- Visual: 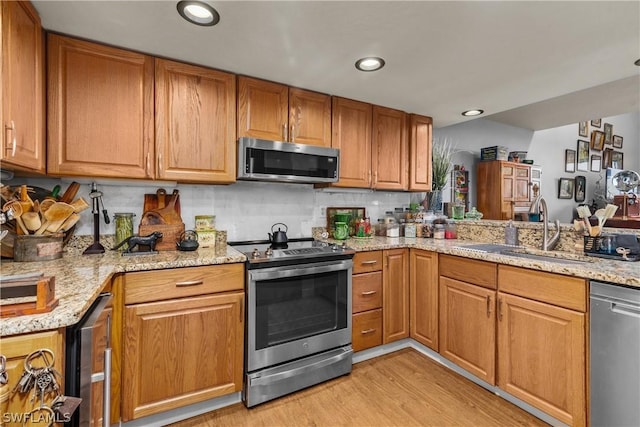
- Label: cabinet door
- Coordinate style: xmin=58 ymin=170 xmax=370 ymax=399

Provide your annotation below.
xmin=0 ymin=1 xmax=45 ymax=172
xmin=1 ymin=330 xmax=64 ymax=420
xmin=383 ymin=248 xmax=409 ymax=343
xmin=514 ymin=165 xmax=531 ymax=202
xmin=439 ymin=277 xmax=496 ymax=384
xmin=372 ymin=106 xmax=407 ymax=190
xmin=501 ymin=164 xmax=515 ymax=219
xmin=331 ymin=97 xmax=372 ymax=188
xmin=47 ymin=34 xmax=155 ymax=178
xmin=410 ymin=249 xmax=439 ymax=351
xmin=497 ymin=292 xmax=585 ymax=426
xmin=155 ymin=59 xmax=236 ymax=183
xmin=288 ymin=88 xmax=331 ymax=147
xmin=122 ymin=292 xmax=244 ymax=421
xmin=237 ymin=76 xmax=288 ymax=141
xmin=408 ymin=114 xmax=432 ymax=191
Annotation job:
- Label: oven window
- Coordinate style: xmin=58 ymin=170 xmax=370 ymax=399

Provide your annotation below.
xmin=255 ymin=270 xmax=348 ymax=350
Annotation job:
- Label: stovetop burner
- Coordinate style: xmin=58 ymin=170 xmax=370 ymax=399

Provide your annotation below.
xmin=229 ymin=238 xmax=354 ymax=266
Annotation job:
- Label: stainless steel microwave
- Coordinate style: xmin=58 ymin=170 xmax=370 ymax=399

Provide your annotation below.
xmin=237 ymin=137 xmax=339 ymax=184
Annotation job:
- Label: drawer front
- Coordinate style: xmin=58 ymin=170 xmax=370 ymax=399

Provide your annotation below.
xmin=439 ymin=254 xmax=497 ymax=289
xmin=125 ymin=263 xmax=244 ymax=304
xmin=352 ymin=309 xmax=383 ymax=352
xmin=352 ymin=271 xmax=383 ymax=313
xmin=353 ymin=251 xmax=383 ymax=274
xmin=498 ymin=265 xmax=587 ymax=312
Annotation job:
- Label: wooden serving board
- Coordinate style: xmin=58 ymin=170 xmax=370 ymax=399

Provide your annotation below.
xmin=0 ymin=274 xmax=58 ymax=318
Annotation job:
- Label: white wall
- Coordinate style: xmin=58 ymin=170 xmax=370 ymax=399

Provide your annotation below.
xmin=434 ymin=112 xmax=639 ymax=223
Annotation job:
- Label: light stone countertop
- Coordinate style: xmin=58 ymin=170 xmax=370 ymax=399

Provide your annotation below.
xmin=0 ymin=246 xmax=246 ymax=337
xmin=2 ymin=236 xmax=638 ymax=337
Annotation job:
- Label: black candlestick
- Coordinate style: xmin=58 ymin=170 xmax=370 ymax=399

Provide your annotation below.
xmin=83 ymin=183 xmax=106 ymax=255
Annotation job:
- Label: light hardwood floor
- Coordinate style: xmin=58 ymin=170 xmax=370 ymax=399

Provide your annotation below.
xmin=171 ymin=348 xmax=548 ymax=426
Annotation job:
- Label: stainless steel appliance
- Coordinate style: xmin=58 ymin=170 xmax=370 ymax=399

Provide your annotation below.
xmin=237 ymin=137 xmax=339 ymax=184
xmin=65 ymin=293 xmax=112 ymax=427
xmin=590 ymin=281 xmax=640 ymax=427
xmin=231 ymin=239 xmax=354 ymax=407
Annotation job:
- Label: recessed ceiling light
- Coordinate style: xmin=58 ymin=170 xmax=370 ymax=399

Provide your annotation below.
xmin=462 ymin=109 xmax=484 ymax=117
xmin=177 ymin=1 xmax=220 ymax=26
xmin=635 ymin=58 xmax=640 ymax=66
xmin=355 ymin=57 xmax=385 ymax=72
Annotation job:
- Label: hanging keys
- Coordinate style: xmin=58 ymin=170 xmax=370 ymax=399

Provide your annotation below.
xmin=0 ymin=355 xmax=7 ymax=385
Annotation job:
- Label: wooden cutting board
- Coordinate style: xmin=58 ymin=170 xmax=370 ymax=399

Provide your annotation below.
xmin=143 ymin=188 xmax=181 ymax=216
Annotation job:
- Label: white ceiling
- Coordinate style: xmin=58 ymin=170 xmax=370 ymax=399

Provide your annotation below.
xmin=31 ymin=0 xmax=640 ymax=130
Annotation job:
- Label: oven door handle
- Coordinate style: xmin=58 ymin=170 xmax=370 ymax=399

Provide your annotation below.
xmin=250 ymin=349 xmax=351 ymax=387
xmin=249 ymin=260 xmax=352 ymax=281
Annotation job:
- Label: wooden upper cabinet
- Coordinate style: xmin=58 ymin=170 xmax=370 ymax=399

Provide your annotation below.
xmin=47 ymin=34 xmax=155 ymax=178
xmin=477 ymin=161 xmax=532 ymax=220
xmin=237 ymin=77 xmax=331 ymax=147
xmin=0 ymin=1 xmax=45 ymax=173
xmin=372 ymin=106 xmax=407 ymax=190
xmin=237 ymin=76 xmax=289 ymax=141
xmin=408 ymin=114 xmax=433 ymax=191
xmin=155 ymin=59 xmax=236 ymax=183
xmin=331 ymin=97 xmax=372 ymax=188
xmin=288 ymin=87 xmax=331 ymax=147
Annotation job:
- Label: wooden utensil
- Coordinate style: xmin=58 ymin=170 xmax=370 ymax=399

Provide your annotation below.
xmin=22 ymin=212 xmax=41 ymax=232
xmin=2 ymin=201 xmax=28 ymax=235
xmin=60 ymin=181 xmax=80 ymax=204
xmin=59 ymin=213 xmax=80 ymax=232
xmin=35 ymin=202 xmax=74 ymax=235
xmin=70 ymin=197 xmax=90 ymax=213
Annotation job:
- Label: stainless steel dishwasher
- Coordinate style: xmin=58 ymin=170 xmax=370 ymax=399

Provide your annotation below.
xmin=590 ymin=281 xmax=640 ymax=427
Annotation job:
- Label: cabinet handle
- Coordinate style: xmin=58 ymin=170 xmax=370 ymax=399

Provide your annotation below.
xmin=373 ymin=171 xmax=378 ymax=187
xmin=360 ymin=329 xmax=376 ymax=335
xmin=360 ymin=260 xmax=377 ymax=265
xmin=240 ymin=296 xmax=244 ymax=322
xmin=5 ymin=120 xmax=16 ymax=157
xmin=498 ymin=297 xmax=503 ymax=321
xmin=283 ymin=123 xmax=288 ymax=141
xmin=158 ymin=153 xmax=163 ymax=176
xmin=361 ymin=290 xmax=377 ymax=296
xmin=145 ymin=152 xmax=151 ymax=177
xmin=486 ymin=295 xmax=492 ymax=317
xmin=368 ymin=170 xmax=372 ymax=186
xmin=290 ymin=124 xmax=295 ymax=143
xmin=175 ymin=280 xmax=204 ymax=287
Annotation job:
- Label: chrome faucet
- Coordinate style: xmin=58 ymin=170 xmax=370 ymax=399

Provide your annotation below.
xmin=531 ymin=196 xmax=560 ymax=251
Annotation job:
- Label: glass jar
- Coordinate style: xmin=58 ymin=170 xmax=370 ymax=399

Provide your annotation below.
xmin=445 ymin=223 xmax=457 ymax=239
xmin=114 ymin=213 xmax=135 ymax=251
xmin=433 ymin=224 xmax=445 ymax=240
xmin=405 ymin=221 xmax=416 ymax=238
xmin=376 ymin=219 xmax=386 ymax=236
xmin=384 ymin=211 xmax=396 ymax=224
xmin=386 ymin=223 xmax=399 ymax=237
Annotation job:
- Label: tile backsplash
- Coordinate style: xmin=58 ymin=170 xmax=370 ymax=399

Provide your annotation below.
xmin=17 ymin=178 xmax=413 ymax=241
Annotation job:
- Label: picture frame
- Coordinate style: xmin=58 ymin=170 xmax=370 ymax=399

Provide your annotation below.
xmin=558 ymin=178 xmax=574 ymax=199
xmin=590 ymin=130 xmax=605 ymax=151
xmin=577 ymin=139 xmax=589 ymax=172
xmin=574 ymin=175 xmax=586 ymax=203
xmin=564 ymin=149 xmax=576 ymax=173
xmin=603 ymin=148 xmax=613 ymax=169
xmin=603 ymin=123 xmax=613 ymax=145
xmin=591 ymin=118 xmax=601 ymax=128
xmin=578 ymin=121 xmax=588 ymax=137
xmin=611 ymin=151 xmax=624 ymax=170
xmin=612 ymin=135 xmax=623 ymax=149
xmin=590 ymin=155 xmax=601 ymax=172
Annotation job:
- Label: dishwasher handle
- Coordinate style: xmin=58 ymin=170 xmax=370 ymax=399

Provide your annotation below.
xmin=611 ymin=302 xmax=640 ymax=318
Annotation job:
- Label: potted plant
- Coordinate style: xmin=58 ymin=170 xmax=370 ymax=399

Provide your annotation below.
xmin=425 ymin=137 xmax=455 ymax=212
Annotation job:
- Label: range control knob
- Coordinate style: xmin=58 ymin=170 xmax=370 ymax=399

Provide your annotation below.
xmin=265 ymin=247 xmax=274 ymax=257
xmin=251 ymin=248 xmax=260 ymax=259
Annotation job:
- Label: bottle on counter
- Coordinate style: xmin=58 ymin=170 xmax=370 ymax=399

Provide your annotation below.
xmin=114 ymin=212 xmax=135 ymax=251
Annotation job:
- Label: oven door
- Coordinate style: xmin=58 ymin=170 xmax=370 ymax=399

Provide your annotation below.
xmin=247 ymin=259 xmax=352 ymax=372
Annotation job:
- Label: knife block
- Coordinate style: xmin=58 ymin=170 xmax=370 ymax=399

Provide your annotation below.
xmin=138 ymin=223 xmax=185 ymax=251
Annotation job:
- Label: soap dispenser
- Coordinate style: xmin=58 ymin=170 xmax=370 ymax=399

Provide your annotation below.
xmin=505 ymin=220 xmax=519 ymax=246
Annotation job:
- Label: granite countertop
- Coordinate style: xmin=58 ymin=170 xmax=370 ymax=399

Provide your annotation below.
xmin=0 ymin=246 xmax=246 ymax=337
xmin=2 ymin=236 xmax=638 ymax=337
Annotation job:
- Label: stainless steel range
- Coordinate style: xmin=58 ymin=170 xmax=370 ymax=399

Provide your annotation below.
xmin=230 ymin=238 xmax=355 ymax=407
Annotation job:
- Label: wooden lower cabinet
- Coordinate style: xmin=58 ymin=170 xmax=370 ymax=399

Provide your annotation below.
xmin=352 ymin=309 xmax=383 ymax=351
xmin=439 ymin=277 xmax=496 ymax=384
xmin=383 ymin=248 xmax=409 ymax=343
xmin=1 ymin=330 xmax=64 ymax=423
xmin=409 ymin=249 xmax=438 ymax=351
xmin=351 ymin=251 xmax=383 ymax=352
xmin=121 ymin=264 xmax=244 ymax=421
xmin=498 ymin=266 xmax=587 ymax=426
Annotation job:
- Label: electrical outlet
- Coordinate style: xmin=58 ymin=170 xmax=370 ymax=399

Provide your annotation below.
xmin=320 ymin=207 xmax=325 ymax=216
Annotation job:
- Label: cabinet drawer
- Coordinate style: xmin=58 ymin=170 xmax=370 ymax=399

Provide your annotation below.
xmin=352 ymin=309 xmax=382 ymax=352
xmin=125 ymin=263 xmax=244 ymax=304
xmin=498 ymin=265 xmax=587 ymax=312
xmin=439 ymin=254 xmax=497 ymax=289
xmin=353 ymin=271 xmax=382 ymax=313
xmin=353 ymin=251 xmax=383 ymax=274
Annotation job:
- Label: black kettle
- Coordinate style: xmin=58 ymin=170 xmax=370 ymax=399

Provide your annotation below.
xmin=268 ymin=223 xmax=288 ymax=245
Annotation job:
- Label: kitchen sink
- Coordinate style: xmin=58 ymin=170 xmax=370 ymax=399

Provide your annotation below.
xmin=451 ymin=243 xmax=592 ymax=264
xmin=498 ymin=250 xmax=592 ymax=265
